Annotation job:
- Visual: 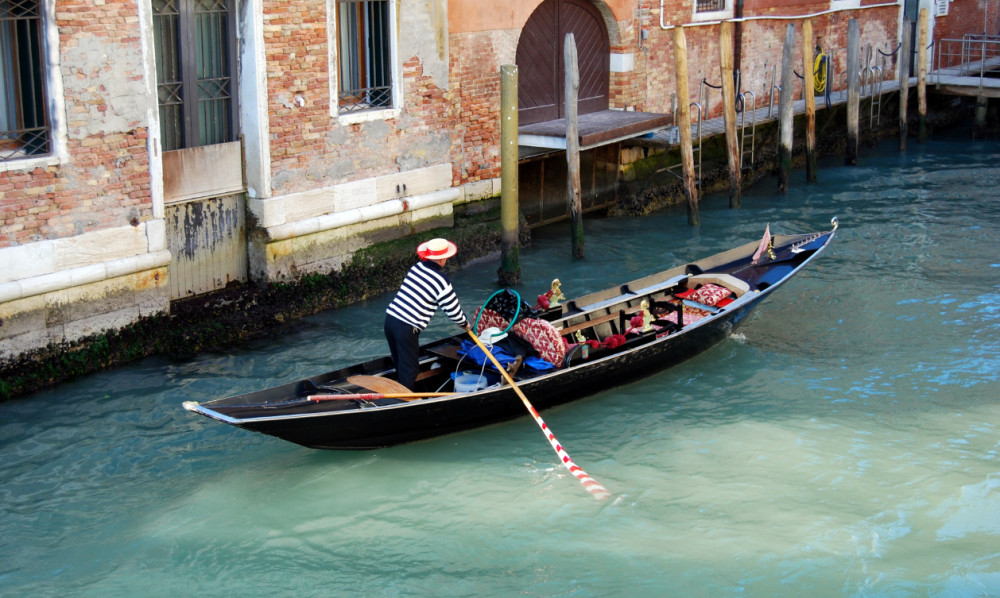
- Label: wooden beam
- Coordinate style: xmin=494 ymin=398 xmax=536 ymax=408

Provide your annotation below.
xmin=673 ymin=26 xmax=699 ymax=226
xmin=778 ymin=23 xmax=796 ymax=192
xmin=899 ymin=17 xmax=911 ymax=151
xmin=720 ymin=21 xmax=741 ymax=207
xmin=846 ymin=19 xmax=860 ymax=166
xmin=499 ymin=64 xmax=520 ymax=285
xmin=803 ymin=19 xmax=817 ymax=183
xmin=918 ymin=8 xmax=929 ymax=142
xmin=565 ymin=33 xmax=584 ymax=259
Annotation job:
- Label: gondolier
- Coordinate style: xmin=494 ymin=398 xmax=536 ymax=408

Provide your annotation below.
xmin=385 ymin=238 xmax=472 ymax=390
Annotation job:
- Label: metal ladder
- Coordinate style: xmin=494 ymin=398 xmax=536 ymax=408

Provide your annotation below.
xmin=739 ymin=90 xmax=756 ymax=171
xmin=867 ymin=65 xmax=884 ymax=127
xmin=862 ymin=47 xmax=884 ymax=128
xmin=665 ymin=94 xmax=702 ymax=186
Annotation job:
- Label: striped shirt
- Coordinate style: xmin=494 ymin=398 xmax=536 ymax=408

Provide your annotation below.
xmin=386 ymin=261 xmax=469 ymax=331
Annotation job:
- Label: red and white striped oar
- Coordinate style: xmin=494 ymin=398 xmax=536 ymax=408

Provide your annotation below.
xmin=468 ymin=331 xmax=612 ymax=501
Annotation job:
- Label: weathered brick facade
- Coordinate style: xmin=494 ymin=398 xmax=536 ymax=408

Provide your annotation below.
xmin=1 ymin=0 xmax=152 ymax=248
xmin=0 ymin=0 xmax=991 ymax=366
xmin=935 ymin=0 xmax=1000 ymax=41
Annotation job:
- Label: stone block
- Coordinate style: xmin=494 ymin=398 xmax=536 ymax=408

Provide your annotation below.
xmin=53 ymin=224 xmax=148 ymax=270
xmin=462 ymin=179 xmax=494 ymax=203
xmin=282 ymin=187 xmax=337 ymax=222
xmin=248 ymin=196 xmax=286 ymax=229
xmin=0 ymin=241 xmax=55 ymax=284
xmin=145 ymin=218 xmax=166 ymax=252
xmin=374 ymin=164 xmax=453 ymax=202
xmin=333 ymin=179 xmax=378 ymax=213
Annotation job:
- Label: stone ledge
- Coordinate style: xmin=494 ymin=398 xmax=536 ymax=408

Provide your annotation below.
xmin=0 ymin=250 xmax=172 ymax=304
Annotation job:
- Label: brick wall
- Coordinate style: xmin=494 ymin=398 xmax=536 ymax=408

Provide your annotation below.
xmin=613 ymin=0 xmax=901 ymax=122
xmin=0 ymin=0 xmax=151 ymax=249
xmin=448 ymin=31 xmax=510 ymax=186
xmin=934 ymin=0 xmax=1000 ymax=41
xmin=262 ymin=0 xmax=460 ymax=196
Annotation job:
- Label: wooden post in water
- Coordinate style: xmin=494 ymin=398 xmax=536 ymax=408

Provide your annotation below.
xmin=899 ymin=18 xmax=911 ymax=151
xmin=917 ymin=8 xmax=929 ymax=143
xmin=720 ymin=21 xmax=741 ymax=208
xmin=565 ymin=33 xmax=584 ymax=259
xmin=846 ymin=19 xmax=860 ymax=166
xmin=674 ymin=26 xmax=699 ymax=226
xmin=802 ymin=19 xmax=817 ymax=183
xmin=777 ymin=23 xmax=795 ymax=193
xmin=974 ymin=95 xmax=989 ymax=136
xmin=498 ymin=64 xmax=520 ymax=285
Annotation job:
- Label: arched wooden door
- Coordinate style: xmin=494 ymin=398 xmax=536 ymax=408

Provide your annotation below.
xmin=515 ymin=0 xmax=609 ymax=126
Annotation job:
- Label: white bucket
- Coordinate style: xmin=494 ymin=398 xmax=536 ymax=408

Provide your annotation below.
xmin=454 ymin=374 xmax=488 ymax=393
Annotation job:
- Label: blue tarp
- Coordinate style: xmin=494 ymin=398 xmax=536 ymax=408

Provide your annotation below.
xmin=457 ymin=341 xmax=555 ymax=371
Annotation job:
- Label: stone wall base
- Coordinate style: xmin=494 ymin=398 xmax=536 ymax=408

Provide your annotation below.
xmin=0 ymin=267 xmax=170 ymax=360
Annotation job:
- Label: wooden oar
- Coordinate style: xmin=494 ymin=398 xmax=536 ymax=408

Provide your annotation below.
xmin=309 ymin=392 xmax=452 ymax=402
xmin=467 ymin=331 xmax=611 ymax=501
xmin=347 ymin=375 xmax=412 ymax=394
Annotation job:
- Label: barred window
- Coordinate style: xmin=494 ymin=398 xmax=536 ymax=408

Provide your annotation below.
xmin=152 ymin=0 xmax=238 ymax=151
xmin=337 ymin=0 xmax=392 ymax=113
xmin=0 ymin=0 xmax=50 ymax=161
xmin=696 ymin=0 xmax=726 ymax=12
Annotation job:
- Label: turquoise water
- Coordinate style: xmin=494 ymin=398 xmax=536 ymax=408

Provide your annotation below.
xmin=2 ymin=132 xmax=999 ymax=597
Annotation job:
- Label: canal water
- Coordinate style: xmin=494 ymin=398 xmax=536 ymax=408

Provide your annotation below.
xmin=2 ymin=130 xmax=999 ymax=597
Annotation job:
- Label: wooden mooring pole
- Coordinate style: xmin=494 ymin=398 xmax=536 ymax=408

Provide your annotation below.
xmin=720 ymin=21 xmax=741 ymax=208
xmin=899 ymin=17 xmax=911 ymax=151
xmin=803 ymin=19 xmax=817 ymax=183
xmin=673 ymin=26 xmax=699 ymax=226
xmin=846 ymin=19 xmax=860 ymax=166
xmin=778 ymin=23 xmax=795 ymax=192
xmin=499 ymin=65 xmax=520 ymax=285
xmin=565 ymin=33 xmax=584 ymax=259
xmin=917 ymin=8 xmax=929 ymax=143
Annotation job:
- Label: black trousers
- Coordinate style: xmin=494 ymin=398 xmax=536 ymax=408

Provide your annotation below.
xmin=384 ymin=314 xmax=420 ymax=390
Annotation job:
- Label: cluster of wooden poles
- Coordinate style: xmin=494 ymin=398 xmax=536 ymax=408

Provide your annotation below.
xmin=496 ymin=10 xmax=934 ymax=284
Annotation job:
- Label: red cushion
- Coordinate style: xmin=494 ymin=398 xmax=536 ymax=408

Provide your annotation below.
xmin=686 ymin=283 xmax=731 ymax=306
xmin=513 ymin=318 xmax=566 ymax=368
xmin=473 ymin=308 xmax=509 ymax=335
xmin=659 ymin=307 xmax=709 ymax=325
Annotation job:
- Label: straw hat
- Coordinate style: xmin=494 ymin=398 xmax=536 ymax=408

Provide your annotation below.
xmin=416 ymin=238 xmax=458 ymax=260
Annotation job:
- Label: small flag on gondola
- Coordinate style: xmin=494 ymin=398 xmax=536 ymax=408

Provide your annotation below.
xmin=752 ymin=224 xmax=771 ymax=264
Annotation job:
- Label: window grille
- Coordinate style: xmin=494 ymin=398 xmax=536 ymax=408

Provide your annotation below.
xmin=153 ymin=0 xmax=238 ymax=151
xmin=696 ymin=0 xmax=726 ymax=12
xmin=0 ymin=0 xmax=50 ymax=161
xmin=337 ymin=0 xmax=392 ymax=113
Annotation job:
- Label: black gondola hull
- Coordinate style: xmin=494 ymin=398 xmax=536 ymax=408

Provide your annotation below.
xmin=184 ymin=224 xmax=836 ymax=450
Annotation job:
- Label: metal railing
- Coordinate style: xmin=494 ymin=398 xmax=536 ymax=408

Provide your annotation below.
xmin=935 ymin=36 xmax=1000 ymax=86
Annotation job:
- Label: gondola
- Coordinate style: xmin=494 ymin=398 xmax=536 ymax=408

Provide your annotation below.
xmin=183 ymin=218 xmax=838 ymax=450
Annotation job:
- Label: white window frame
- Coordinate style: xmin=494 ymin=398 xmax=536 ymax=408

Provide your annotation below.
xmin=327 ymin=0 xmax=401 ymax=125
xmin=830 ymin=0 xmax=863 ymax=9
xmin=0 ymin=0 xmax=66 ymax=173
xmin=692 ymin=0 xmax=733 ymax=23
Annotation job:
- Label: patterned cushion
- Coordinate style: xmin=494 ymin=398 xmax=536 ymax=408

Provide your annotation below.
xmin=475 ymin=308 xmax=565 ymax=368
xmin=473 ymin=308 xmax=509 ymax=335
xmin=513 ymin=317 xmax=566 ymax=368
xmin=686 ymin=283 xmax=731 ymax=307
xmin=659 ymin=305 xmax=710 ymax=325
